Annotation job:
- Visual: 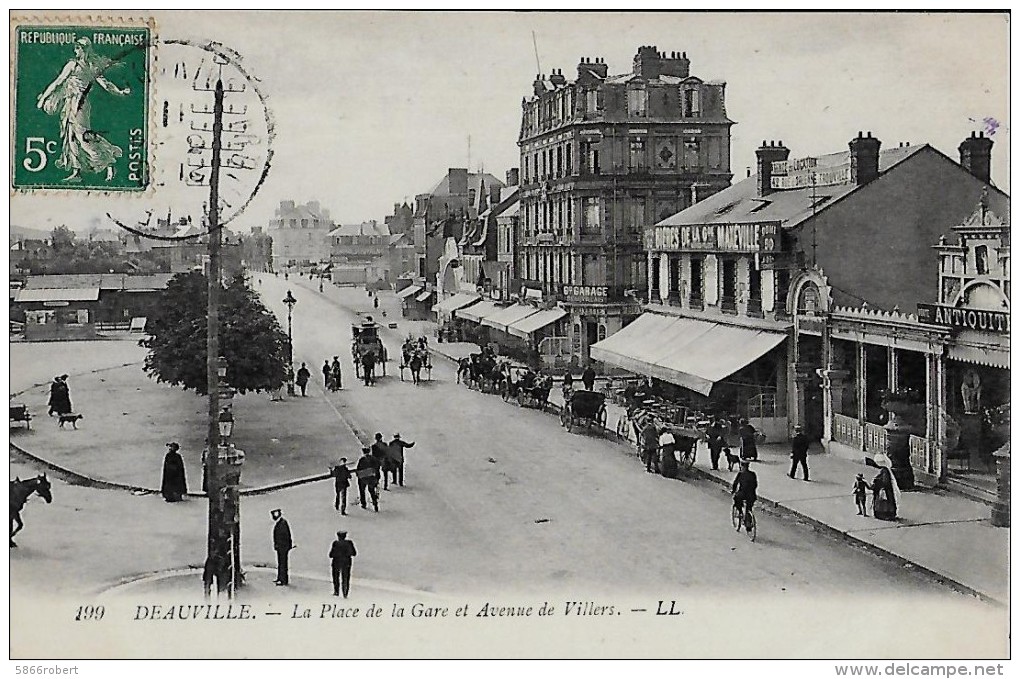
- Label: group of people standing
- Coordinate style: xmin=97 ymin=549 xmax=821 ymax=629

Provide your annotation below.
xmin=329 ymin=432 xmax=415 ymax=515
xmin=322 ymin=357 xmax=343 ymax=392
xmin=269 ymin=508 xmax=358 ymax=598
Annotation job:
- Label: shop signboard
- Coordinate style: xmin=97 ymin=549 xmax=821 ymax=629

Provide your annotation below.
xmin=652 ymin=221 xmax=781 ymax=253
xmin=560 ymin=284 xmax=625 ymax=304
xmin=917 ymin=303 xmax=1010 ymax=334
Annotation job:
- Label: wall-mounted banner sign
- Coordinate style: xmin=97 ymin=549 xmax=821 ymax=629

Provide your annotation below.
xmin=561 ymin=284 xmax=623 ymax=303
xmin=653 ymin=221 xmax=781 ymax=253
xmin=917 ymin=303 xmax=1010 ymax=334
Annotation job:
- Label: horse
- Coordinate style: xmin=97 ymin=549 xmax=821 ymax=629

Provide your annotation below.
xmin=11 ymin=474 xmax=52 ymax=547
xmin=457 ymin=357 xmax=471 ymax=384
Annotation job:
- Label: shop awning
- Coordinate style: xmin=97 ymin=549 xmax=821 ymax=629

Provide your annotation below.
xmin=457 ymin=300 xmax=503 ymax=323
xmin=396 ymin=285 xmax=423 ymax=299
xmin=481 ymin=303 xmax=540 ymax=333
xmin=590 ymin=313 xmax=787 ymax=396
xmin=415 ymin=290 xmax=434 ymax=303
xmin=948 ymin=344 xmax=1010 ymax=369
xmin=507 ymin=307 xmax=568 ymax=338
xmin=432 ymin=292 xmax=481 ymax=315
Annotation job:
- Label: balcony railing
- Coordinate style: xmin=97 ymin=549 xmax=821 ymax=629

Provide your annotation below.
xmin=909 ymin=434 xmax=929 ymax=473
xmin=833 ymin=414 xmax=862 ymax=449
xmin=864 ymin=423 xmax=888 ymax=455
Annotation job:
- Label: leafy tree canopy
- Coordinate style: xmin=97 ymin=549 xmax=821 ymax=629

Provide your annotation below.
xmin=140 ymin=271 xmax=288 ymax=395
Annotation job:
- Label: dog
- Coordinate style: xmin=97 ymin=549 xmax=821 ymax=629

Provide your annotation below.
xmin=724 ymin=447 xmax=741 ymax=472
xmin=57 ymin=413 xmax=83 ymax=429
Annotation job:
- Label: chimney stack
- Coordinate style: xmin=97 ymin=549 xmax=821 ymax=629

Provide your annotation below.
xmin=448 ymin=168 xmax=469 ymax=196
xmin=633 ymin=45 xmax=661 ymax=79
xmin=505 ymin=167 xmax=520 ymax=187
xmin=549 ymin=68 xmax=566 ymax=87
xmin=533 ymin=73 xmax=545 ymax=97
xmin=755 ymin=140 xmax=791 ymax=197
xmin=958 ymin=131 xmax=993 ymax=183
xmin=849 ymin=131 xmax=881 ymax=186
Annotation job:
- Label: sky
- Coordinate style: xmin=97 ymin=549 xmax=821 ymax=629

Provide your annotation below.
xmin=9 ymin=10 xmax=1010 ymax=234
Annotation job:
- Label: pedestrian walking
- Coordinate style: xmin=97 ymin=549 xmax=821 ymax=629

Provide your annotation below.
xmin=160 ymin=442 xmax=187 ymax=502
xmin=331 ymin=356 xmax=343 ymax=391
xmin=330 ymin=458 xmax=352 ymax=514
xmin=361 ymin=353 xmax=376 ymax=386
xmin=373 ymin=296 xmax=379 ymax=309
xmin=853 ymin=473 xmax=872 ymax=516
xmin=296 ymin=362 xmax=311 ymax=396
xmin=322 ymin=360 xmax=331 ymax=389
xmin=641 ymin=417 xmax=660 ymax=473
xmin=388 ymin=433 xmax=415 ymax=487
xmin=789 ymin=425 xmax=810 ymax=480
xmin=707 ymin=418 xmax=727 ymax=471
xmin=738 ymin=418 xmax=759 ymax=460
xmin=581 ymin=365 xmax=596 ymax=392
xmin=329 ymin=530 xmax=357 ymax=597
xmin=48 ymin=375 xmax=72 ymax=416
xmin=356 ymin=447 xmax=381 ymax=511
xmin=271 ymin=509 xmax=293 ymax=585
xmin=371 ymin=433 xmax=392 ymax=490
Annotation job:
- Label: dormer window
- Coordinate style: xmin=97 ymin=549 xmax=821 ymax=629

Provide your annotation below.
xmin=683 ymin=88 xmax=700 ymax=117
xmin=627 ymin=87 xmax=647 ymax=117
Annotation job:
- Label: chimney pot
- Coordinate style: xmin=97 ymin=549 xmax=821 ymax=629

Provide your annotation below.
xmin=682 ymin=51 xmax=687 ymax=58
xmin=858 ymin=131 xmax=863 ymax=138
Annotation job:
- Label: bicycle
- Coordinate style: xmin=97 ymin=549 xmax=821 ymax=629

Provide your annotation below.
xmin=731 ymin=500 xmax=757 ymax=542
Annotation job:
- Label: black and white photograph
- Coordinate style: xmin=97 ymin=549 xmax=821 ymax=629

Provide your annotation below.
xmin=7 ymin=10 xmax=1011 ymax=665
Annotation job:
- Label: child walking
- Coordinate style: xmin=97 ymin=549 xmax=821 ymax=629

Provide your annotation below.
xmin=853 ymin=473 xmax=872 ymax=516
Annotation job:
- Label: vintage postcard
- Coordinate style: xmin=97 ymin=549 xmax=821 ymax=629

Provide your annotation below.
xmin=7 ymin=10 xmax=1011 ymax=664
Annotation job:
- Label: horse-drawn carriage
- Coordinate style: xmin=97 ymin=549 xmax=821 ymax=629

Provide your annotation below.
xmin=399 ymin=337 xmax=433 ymax=384
xmin=559 ymin=389 xmax=607 ymax=433
xmin=499 ymin=368 xmax=552 ymax=409
xmin=623 ymin=405 xmax=705 ymax=471
xmin=351 ymin=317 xmax=388 ymax=382
xmin=460 ymin=352 xmax=503 ymax=394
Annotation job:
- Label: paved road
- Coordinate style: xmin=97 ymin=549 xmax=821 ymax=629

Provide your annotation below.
xmin=255 ymin=275 xmax=990 ymax=600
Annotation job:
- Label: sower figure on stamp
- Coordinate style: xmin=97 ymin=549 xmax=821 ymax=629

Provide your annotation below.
xmin=329 ymin=530 xmax=357 ymax=598
xmin=36 ymin=38 xmax=131 ymax=182
xmin=271 ymin=509 xmax=293 ymax=585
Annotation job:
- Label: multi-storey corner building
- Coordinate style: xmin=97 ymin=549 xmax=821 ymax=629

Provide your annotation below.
xmin=518 ymin=45 xmax=734 ymax=365
xmin=267 ymin=200 xmax=334 ymax=271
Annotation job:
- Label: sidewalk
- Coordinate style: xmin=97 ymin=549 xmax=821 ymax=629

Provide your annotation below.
xmin=304 ymin=279 xmax=1008 ymax=605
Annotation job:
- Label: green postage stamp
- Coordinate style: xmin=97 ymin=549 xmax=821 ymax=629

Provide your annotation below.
xmin=12 ymin=23 xmax=151 ymax=191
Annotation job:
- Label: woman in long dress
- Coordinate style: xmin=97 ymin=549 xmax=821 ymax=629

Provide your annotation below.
xmin=871 ymin=453 xmax=901 ymax=521
xmin=35 ymin=37 xmax=131 ymax=182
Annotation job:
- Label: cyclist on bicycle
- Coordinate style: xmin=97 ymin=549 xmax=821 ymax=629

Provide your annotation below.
xmin=731 ymin=459 xmax=758 ymax=530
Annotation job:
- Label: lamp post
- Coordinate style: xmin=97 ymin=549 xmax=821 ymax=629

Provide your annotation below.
xmin=283 ymin=290 xmax=297 ymax=370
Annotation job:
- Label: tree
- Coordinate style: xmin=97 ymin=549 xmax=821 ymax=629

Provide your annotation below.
xmin=139 ymin=271 xmax=288 ymax=395
xmin=49 ymin=225 xmax=76 ymax=253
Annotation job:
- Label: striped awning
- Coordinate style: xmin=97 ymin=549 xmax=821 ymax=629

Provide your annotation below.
xmin=432 ymin=292 xmax=482 ymax=315
xmin=507 ymin=307 xmax=567 ymax=338
xmin=481 ymin=303 xmax=540 ymax=333
xmin=457 ymin=300 xmax=502 ymax=323
xmin=591 ymin=313 xmax=786 ymax=396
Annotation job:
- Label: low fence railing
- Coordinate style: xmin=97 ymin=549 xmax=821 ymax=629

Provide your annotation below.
xmin=863 ymin=422 xmax=888 ymax=455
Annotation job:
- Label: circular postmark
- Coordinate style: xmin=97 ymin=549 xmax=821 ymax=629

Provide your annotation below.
xmin=107 ymin=38 xmax=274 ymax=240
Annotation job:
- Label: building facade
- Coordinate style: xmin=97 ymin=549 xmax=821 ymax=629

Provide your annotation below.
xmin=593 ymin=130 xmax=1006 ymax=445
xmin=518 ymin=46 xmax=734 ymax=366
xmin=268 ymin=200 xmax=334 ymax=270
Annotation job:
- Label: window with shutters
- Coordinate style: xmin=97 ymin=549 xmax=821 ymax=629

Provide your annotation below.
xmin=582 ymin=198 xmax=601 ymax=234
xmin=628 ymin=87 xmax=647 ymax=117
xmin=629 ymin=138 xmax=646 ymax=171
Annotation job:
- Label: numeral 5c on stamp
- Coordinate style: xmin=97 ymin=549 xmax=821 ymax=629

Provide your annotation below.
xmin=12 ymin=24 xmax=150 ymax=191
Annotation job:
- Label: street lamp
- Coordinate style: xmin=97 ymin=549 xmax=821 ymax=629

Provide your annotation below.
xmin=218 ymin=407 xmax=234 ymax=443
xmin=283 ymin=290 xmax=297 ymax=369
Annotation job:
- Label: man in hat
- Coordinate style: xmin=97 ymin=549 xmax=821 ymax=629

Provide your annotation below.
xmin=160 ymin=442 xmax=187 ymax=502
xmin=387 ymin=433 xmax=415 ymax=487
xmin=641 ymin=417 xmax=660 ymax=473
xmin=789 ymin=425 xmax=811 ymax=481
xmin=370 ymin=433 xmax=392 ymax=490
xmin=296 ymin=362 xmax=311 ymax=396
xmin=328 ymin=530 xmax=357 ymax=598
xmin=731 ymin=460 xmax=758 ymax=532
xmin=355 ymin=447 xmax=381 ymax=511
xmin=322 ymin=360 xmax=332 ymax=390
xmin=330 ymin=458 xmax=352 ymax=514
xmin=331 ymin=356 xmax=343 ymax=391
xmin=271 ymin=509 xmax=293 ymax=585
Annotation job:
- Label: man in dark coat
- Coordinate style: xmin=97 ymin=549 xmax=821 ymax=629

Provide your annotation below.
xmin=356 ymin=447 xmax=381 ymax=511
xmin=160 ymin=442 xmax=187 ymax=502
xmin=738 ymin=418 xmax=759 ymax=460
xmin=361 ymin=353 xmax=375 ymax=386
xmin=370 ymin=433 xmax=392 ymax=490
xmin=322 ymin=360 xmax=331 ymax=389
xmin=789 ymin=425 xmax=810 ymax=481
xmin=387 ymin=433 xmax=415 ymax=487
xmin=271 ymin=509 xmax=293 ymax=585
xmin=296 ymin=362 xmax=311 ymax=396
xmin=330 ymin=458 xmax=352 ymax=514
xmin=581 ymin=365 xmax=596 ymax=392
xmin=331 ymin=357 xmax=343 ymax=391
xmin=706 ymin=418 xmax=728 ymax=471
xmin=329 ymin=530 xmax=357 ymax=597
xmin=641 ymin=418 xmax=659 ymax=473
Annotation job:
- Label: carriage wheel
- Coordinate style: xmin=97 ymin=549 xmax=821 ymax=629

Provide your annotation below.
xmin=746 ymin=511 xmax=757 ymax=542
xmin=616 ymin=417 xmax=628 ymax=439
xmin=731 ymin=504 xmax=742 ymax=532
xmin=559 ymin=408 xmax=568 ymax=428
xmin=681 ymin=449 xmax=696 ymax=471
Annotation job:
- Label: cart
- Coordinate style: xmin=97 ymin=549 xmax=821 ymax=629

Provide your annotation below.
xmin=559 ymin=390 xmax=607 ymax=434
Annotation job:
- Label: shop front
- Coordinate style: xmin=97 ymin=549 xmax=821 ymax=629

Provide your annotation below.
xmin=560 ymin=285 xmax=642 ymax=370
